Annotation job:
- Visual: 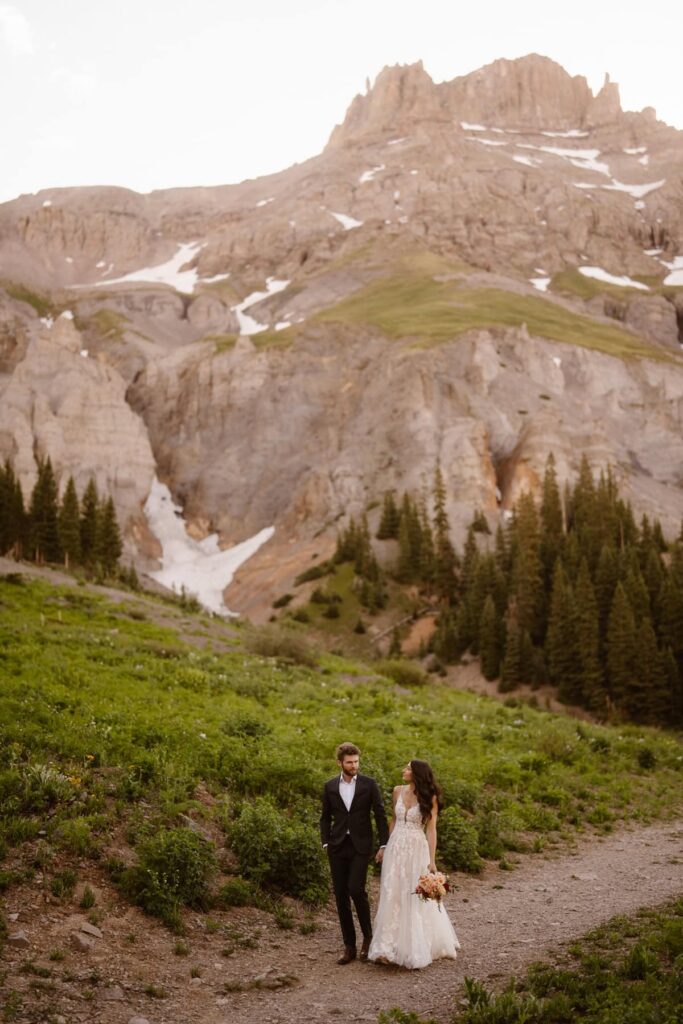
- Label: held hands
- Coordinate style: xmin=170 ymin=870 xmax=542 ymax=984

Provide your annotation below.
xmin=375 ymin=848 xmax=385 ymax=864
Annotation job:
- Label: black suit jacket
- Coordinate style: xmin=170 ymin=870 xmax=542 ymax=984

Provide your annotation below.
xmin=320 ymin=773 xmax=390 ymax=857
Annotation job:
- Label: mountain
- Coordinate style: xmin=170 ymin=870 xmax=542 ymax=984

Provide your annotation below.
xmin=1 ymin=54 xmax=682 ymax=616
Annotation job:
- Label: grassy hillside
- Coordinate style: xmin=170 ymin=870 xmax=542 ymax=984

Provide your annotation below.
xmin=315 ymin=269 xmax=676 ymax=361
xmin=385 ymin=898 xmax=683 ymax=1024
xmin=0 ymin=571 xmax=681 ymax=930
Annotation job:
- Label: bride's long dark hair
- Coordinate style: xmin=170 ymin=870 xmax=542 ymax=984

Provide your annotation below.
xmin=410 ymin=759 xmax=443 ymax=824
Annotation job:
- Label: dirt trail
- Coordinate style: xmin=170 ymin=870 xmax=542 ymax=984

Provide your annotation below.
xmin=4 ymin=820 xmax=681 ymax=1024
xmin=223 ymin=819 xmax=683 ymax=1024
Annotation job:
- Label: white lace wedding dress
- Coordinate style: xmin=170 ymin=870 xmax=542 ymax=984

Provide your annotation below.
xmin=368 ymin=788 xmax=460 ymax=969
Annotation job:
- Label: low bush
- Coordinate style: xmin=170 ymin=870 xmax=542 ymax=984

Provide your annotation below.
xmin=293 ymin=562 xmax=332 ymax=586
xmin=441 ymin=778 xmax=479 ymax=813
xmin=475 ymin=807 xmax=505 ymax=860
xmin=438 ymin=807 xmax=482 ymax=874
xmin=244 ymin=626 xmax=318 ymax=668
xmin=50 ymin=868 xmax=78 ymax=899
xmin=119 ymin=827 xmax=216 ymax=930
xmin=375 ymin=659 xmax=429 ymax=687
xmin=222 ymin=713 xmax=271 ymax=740
xmin=54 ymin=816 xmax=102 ymax=857
xmin=219 ymin=877 xmax=260 ymax=908
xmin=229 ymin=798 xmax=328 ymax=905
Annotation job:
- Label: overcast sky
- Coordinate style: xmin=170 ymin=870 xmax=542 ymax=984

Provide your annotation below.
xmin=1 ymin=0 xmax=681 ymax=204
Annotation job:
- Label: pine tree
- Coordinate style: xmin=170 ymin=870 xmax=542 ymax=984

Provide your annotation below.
xmin=479 ymin=595 xmax=500 ymax=681
xmin=574 ymin=559 xmax=606 ymax=715
xmin=58 ymin=476 xmax=81 ymax=567
xmin=80 ymin=478 xmax=100 ymax=566
xmin=545 ymin=561 xmax=581 ymax=703
xmin=396 ymin=507 xmax=417 ymax=583
xmin=633 ymin=617 xmax=669 ymax=724
xmin=606 ymin=582 xmax=637 ymax=713
xmin=509 ymin=491 xmax=544 ymax=644
xmin=432 ymin=467 xmax=457 ymax=601
xmin=0 ymin=460 xmax=20 ymax=555
xmin=377 ymin=492 xmax=400 ymax=540
xmin=10 ymin=469 xmax=28 ymax=558
xmin=29 ymin=457 xmax=61 ymax=564
xmin=432 ymin=609 xmax=459 ymax=663
xmin=622 ymin=563 xmax=651 ymax=626
xmin=388 ymin=626 xmax=402 ymax=658
xmin=494 ymin=524 xmax=511 ymax=577
xmin=467 ymin=554 xmax=499 ymax=654
xmin=96 ymin=496 xmax=122 ymax=575
xmin=658 ymin=572 xmax=683 ymax=667
xmin=540 ymin=453 xmax=564 ymax=583
xmin=643 ymin=546 xmax=663 ymax=629
xmin=662 ymin=647 xmax=682 ymax=724
xmin=594 ymin=544 xmax=619 ymax=641
xmin=418 ymin=495 xmax=435 ymax=583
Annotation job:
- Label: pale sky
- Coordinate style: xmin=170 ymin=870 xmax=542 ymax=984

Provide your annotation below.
xmin=1 ymin=0 xmax=681 ymax=204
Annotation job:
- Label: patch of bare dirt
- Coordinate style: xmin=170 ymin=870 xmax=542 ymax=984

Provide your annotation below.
xmin=3 ymin=820 xmax=682 ymax=1024
xmin=447 ymin=659 xmax=598 ymax=721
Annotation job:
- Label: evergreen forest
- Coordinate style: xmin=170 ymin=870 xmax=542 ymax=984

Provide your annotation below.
xmin=0 ymin=457 xmax=123 ymax=578
xmin=332 ymin=456 xmax=683 ymax=727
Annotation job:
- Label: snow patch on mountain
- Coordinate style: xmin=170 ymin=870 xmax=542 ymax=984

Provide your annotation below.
xmin=144 ymin=477 xmax=274 ymax=616
xmin=579 ymin=267 xmax=649 ymax=290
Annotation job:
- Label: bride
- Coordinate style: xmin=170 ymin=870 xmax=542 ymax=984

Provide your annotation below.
xmin=368 ymin=759 xmax=460 ymax=969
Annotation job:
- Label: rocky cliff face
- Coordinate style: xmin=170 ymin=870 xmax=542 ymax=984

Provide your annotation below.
xmin=1 ymin=54 xmax=682 ymax=612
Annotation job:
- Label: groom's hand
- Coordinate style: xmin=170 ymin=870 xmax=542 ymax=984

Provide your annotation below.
xmin=375 ymin=848 xmax=384 ymax=863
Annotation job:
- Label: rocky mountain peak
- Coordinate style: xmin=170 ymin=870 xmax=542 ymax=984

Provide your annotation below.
xmin=328 ymin=54 xmax=628 ymax=148
xmin=446 ymin=53 xmax=606 ymax=128
xmin=326 ymin=61 xmax=443 ymax=148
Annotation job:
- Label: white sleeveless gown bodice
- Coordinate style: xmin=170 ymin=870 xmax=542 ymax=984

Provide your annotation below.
xmin=368 ymin=789 xmax=460 ymax=969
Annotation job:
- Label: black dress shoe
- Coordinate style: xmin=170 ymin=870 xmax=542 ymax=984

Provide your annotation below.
xmin=337 ymin=946 xmax=357 ymax=964
xmin=359 ymin=938 xmax=371 ymax=961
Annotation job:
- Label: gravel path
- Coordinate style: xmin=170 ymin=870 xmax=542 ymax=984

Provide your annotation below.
xmin=3 ymin=810 xmax=682 ymax=1024
xmin=226 ymin=819 xmax=683 ymax=1024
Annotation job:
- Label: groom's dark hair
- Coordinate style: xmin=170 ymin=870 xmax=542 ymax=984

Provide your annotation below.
xmin=336 ymin=742 xmax=360 ymax=760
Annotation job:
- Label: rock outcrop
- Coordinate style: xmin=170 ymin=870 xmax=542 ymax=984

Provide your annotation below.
xmin=0 ymin=313 xmax=156 ymax=537
xmin=1 ymin=53 xmax=683 ymax=609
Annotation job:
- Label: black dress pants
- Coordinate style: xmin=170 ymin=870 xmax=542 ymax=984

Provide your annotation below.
xmin=328 ymin=835 xmax=372 ymax=948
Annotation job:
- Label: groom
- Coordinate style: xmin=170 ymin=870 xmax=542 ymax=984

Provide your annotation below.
xmin=320 ymin=742 xmax=389 ymax=964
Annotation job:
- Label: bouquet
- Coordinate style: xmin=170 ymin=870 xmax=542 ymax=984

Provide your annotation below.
xmin=414 ymin=871 xmax=450 ymax=908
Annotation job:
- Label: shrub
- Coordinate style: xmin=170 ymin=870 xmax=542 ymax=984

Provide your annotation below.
xmin=441 ymin=778 xmax=479 ymax=813
xmin=79 ymin=885 xmax=96 ymax=909
xmin=244 ymin=626 xmax=318 ymax=668
xmin=229 ymin=798 xmax=328 ymax=905
xmin=476 ymin=807 xmax=506 ymax=860
xmin=294 ymin=562 xmax=332 ymax=585
xmin=375 ymin=659 xmax=429 ymax=687
xmin=55 ymin=817 xmax=101 ymax=857
xmin=119 ymin=827 xmax=216 ymax=929
xmin=323 ymin=603 xmax=340 ymax=619
xmin=620 ymin=941 xmax=659 ymax=980
xmin=272 ymin=593 xmax=293 ymax=608
xmin=637 ymin=747 xmax=657 ymax=770
xmin=222 ymin=713 xmax=271 ymax=740
xmin=219 ymin=877 xmax=260 ymax=908
xmin=0 ymin=870 xmax=16 ymax=892
xmin=50 ymin=868 xmax=78 ymax=899
xmin=437 ymin=808 xmax=482 ymax=873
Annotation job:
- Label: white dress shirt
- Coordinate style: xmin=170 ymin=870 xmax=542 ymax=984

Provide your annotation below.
xmin=339 ymin=773 xmax=357 ymax=812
